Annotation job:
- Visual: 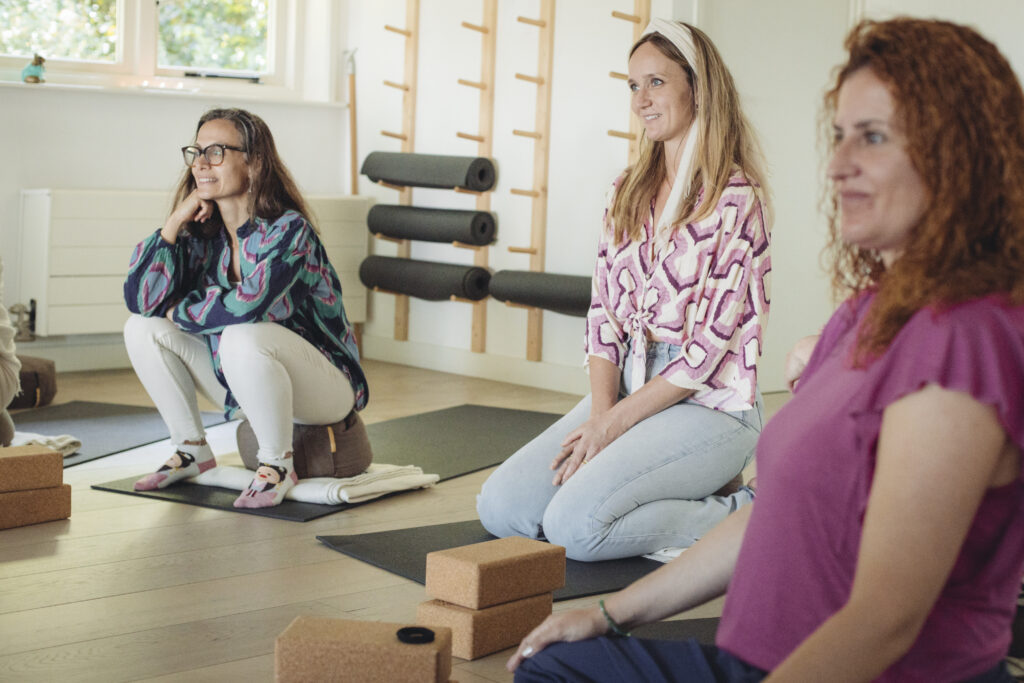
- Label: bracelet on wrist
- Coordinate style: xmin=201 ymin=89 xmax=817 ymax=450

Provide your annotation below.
xmin=598 ymin=599 xmax=631 ymax=638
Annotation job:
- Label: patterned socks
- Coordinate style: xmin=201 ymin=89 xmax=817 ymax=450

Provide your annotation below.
xmin=134 ymin=441 xmax=216 ymax=491
xmin=233 ymin=454 xmax=297 ymax=508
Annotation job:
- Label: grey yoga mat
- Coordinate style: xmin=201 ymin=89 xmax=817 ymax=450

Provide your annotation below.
xmin=93 ymin=405 xmax=561 ymax=521
xmin=359 ymin=255 xmax=491 ymax=301
xmin=489 ymin=270 xmax=592 ymax=317
xmin=317 ymin=519 xmax=664 ymax=601
xmin=367 ymin=204 xmax=497 ymax=246
xmin=361 ymin=151 xmax=496 ymax=192
xmin=12 ymin=401 xmax=227 ymax=467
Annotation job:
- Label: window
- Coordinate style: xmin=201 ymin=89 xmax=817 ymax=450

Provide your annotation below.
xmin=157 ymin=0 xmax=271 ymax=77
xmin=0 ymin=0 xmax=119 ymax=64
xmin=0 ymin=0 xmax=336 ymax=102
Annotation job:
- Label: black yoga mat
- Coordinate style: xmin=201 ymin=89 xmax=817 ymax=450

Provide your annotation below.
xmin=367 ymin=205 xmax=496 ymax=246
xmin=91 ymin=475 xmax=347 ymax=522
xmin=318 ymin=519 xmax=663 ymax=601
xmin=489 ymin=270 xmax=592 ymax=318
xmin=12 ymin=400 xmax=227 ymax=467
xmin=360 ymin=255 xmax=491 ymax=301
xmin=632 ymin=617 xmax=720 ymax=644
xmin=93 ymin=404 xmax=561 ymax=521
xmin=361 ymin=151 xmax=496 ymax=192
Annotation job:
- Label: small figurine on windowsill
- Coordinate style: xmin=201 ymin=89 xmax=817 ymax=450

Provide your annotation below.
xmin=22 ymin=54 xmax=45 ymax=84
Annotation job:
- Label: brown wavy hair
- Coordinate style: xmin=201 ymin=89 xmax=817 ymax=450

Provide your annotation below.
xmin=823 ymin=19 xmax=1024 ymax=362
xmin=172 ymin=108 xmax=317 ymax=238
xmin=610 ymin=24 xmax=769 ymax=245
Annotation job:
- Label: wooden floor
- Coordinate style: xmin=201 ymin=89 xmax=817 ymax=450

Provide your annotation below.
xmin=0 ymin=361 xmax=787 ymax=682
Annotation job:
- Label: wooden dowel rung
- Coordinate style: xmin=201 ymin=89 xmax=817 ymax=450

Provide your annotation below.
xmin=461 ymin=21 xmax=488 ymax=33
xmin=611 ymin=10 xmax=642 ymax=23
xmin=372 ymin=232 xmax=405 ymax=244
xmin=609 ymin=71 xmax=628 ymax=80
xmin=458 ymin=78 xmax=487 ymax=90
xmin=453 ymin=186 xmax=484 ymax=196
xmin=384 ymin=24 xmax=412 ymax=36
xmin=456 ymin=132 xmax=485 ymax=142
xmin=376 ymin=180 xmax=406 ymax=191
xmin=517 ymin=16 xmax=546 ymax=28
xmin=503 ymin=300 xmax=536 ymax=311
xmin=511 ymin=188 xmax=541 ymax=197
xmin=383 ymin=80 xmax=409 ymax=91
xmin=508 ymin=246 xmax=539 ymax=254
xmin=513 ymin=129 xmax=542 ymax=139
xmin=452 ymin=241 xmax=483 ymax=250
xmin=515 ymin=73 xmax=545 ymax=85
xmin=381 ymin=130 xmax=408 ymax=140
xmin=607 ymin=129 xmax=637 ymax=140
xmin=450 ymin=295 xmax=478 ymax=304
xmin=373 ymin=285 xmax=405 ymax=296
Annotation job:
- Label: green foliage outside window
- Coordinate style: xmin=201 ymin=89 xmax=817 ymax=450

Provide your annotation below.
xmin=158 ymin=0 xmax=268 ymax=74
xmin=0 ymin=0 xmax=118 ymax=62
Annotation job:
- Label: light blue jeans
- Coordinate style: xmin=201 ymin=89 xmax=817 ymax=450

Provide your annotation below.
xmin=477 ymin=341 xmax=763 ymax=561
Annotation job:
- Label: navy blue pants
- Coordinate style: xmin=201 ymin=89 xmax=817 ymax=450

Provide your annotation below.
xmin=513 ymin=637 xmax=1015 ymax=683
xmin=514 ymin=637 xmax=765 ymax=683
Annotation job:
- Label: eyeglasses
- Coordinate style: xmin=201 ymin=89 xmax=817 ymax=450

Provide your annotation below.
xmin=181 ymin=143 xmax=245 ymax=167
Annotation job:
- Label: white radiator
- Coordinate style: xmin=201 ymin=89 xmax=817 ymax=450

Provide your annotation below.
xmin=19 ymin=189 xmax=372 ymax=337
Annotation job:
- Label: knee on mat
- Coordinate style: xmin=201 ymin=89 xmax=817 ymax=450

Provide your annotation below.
xmin=476 ymin=480 xmax=538 ymax=540
xmin=541 ymin=507 xmax=607 ymax=562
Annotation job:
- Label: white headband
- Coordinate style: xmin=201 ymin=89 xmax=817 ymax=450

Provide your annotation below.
xmin=640 ymin=19 xmax=700 ymax=233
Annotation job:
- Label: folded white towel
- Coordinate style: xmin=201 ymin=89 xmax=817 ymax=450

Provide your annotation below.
xmin=188 ymin=463 xmax=439 ymax=505
xmin=11 ymin=431 xmax=82 ymax=456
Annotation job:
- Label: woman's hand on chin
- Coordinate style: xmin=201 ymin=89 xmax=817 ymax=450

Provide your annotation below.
xmin=162 ymin=189 xmax=214 ymax=243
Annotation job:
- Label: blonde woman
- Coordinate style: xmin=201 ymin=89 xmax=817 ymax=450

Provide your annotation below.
xmin=477 ymin=19 xmax=771 ymax=562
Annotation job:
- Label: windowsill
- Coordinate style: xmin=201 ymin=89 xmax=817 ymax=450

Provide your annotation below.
xmin=0 ymin=71 xmax=346 ymax=108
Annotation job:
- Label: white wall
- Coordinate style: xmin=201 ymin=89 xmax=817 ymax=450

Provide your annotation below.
xmin=7 ymin=0 xmax=1023 ymax=389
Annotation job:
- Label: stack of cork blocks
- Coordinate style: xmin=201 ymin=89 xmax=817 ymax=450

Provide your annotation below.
xmin=0 ymin=445 xmax=70 ymax=530
xmin=417 ymin=536 xmax=566 ymax=660
xmin=275 ymin=616 xmax=453 ymax=682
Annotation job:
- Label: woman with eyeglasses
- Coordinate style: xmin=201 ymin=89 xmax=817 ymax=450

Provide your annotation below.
xmin=122 ymin=108 xmax=369 ymax=508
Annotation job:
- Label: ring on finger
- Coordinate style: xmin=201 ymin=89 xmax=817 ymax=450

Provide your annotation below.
xmin=522 ymin=645 xmax=535 ymax=657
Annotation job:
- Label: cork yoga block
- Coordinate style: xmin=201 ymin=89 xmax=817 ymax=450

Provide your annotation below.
xmin=0 ymin=484 xmax=71 ymax=530
xmin=0 ymin=445 xmax=63 ymax=493
xmin=275 ymin=616 xmax=452 ymax=683
xmin=418 ymin=593 xmax=553 ymax=660
xmin=425 ymin=536 xmax=565 ymax=609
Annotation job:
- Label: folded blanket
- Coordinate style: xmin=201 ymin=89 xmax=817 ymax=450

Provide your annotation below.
xmin=189 ymin=463 xmax=439 ymax=505
xmin=11 ymin=431 xmax=81 ymax=456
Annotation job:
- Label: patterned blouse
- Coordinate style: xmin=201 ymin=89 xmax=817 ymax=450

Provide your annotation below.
xmin=585 ymin=172 xmax=771 ymax=411
xmin=124 ymin=210 xmax=368 ymax=418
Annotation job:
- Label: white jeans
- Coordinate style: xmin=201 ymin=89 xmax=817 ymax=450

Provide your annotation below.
xmin=123 ymin=315 xmax=355 ymax=460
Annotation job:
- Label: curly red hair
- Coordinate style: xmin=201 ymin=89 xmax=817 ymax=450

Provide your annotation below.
xmin=823 ymin=19 xmax=1024 ymax=362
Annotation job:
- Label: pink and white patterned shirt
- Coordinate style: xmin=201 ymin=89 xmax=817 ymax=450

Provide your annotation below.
xmin=585 ymin=171 xmax=771 ymax=411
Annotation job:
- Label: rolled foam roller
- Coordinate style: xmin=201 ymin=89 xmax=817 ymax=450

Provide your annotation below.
xmin=359 ymin=256 xmax=491 ymax=301
xmin=488 ymin=270 xmax=593 ymax=317
xmin=360 ymin=151 xmax=497 ymax=191
xmin=367 ymin=205 xmax=496 ymax=246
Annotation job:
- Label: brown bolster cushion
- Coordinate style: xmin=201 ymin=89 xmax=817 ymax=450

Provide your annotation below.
xmin=237 ymin=410 xmax=374 ymax=479
xmin=8 ymin=355 xmax=57 ymax=410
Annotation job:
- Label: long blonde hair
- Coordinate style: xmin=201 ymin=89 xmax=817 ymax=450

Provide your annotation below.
xmin=610 ymin=25 xmax=769 ymax=244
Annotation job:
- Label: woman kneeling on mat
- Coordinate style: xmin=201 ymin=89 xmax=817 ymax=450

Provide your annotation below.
xmin=123 ymin=107 xmax=368 ymax=509
xmin=477 ymin=19 xmax=771 ymax=562
xmin=510 ymin=18 xmax=1024 ymax=682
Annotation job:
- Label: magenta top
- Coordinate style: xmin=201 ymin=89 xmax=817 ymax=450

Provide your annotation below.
xmin=717 ymin=293 xmax=1024 ymax=680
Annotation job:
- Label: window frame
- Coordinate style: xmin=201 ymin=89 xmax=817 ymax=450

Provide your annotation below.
xmin=0 ymin=0 xmax=297 ymax=95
